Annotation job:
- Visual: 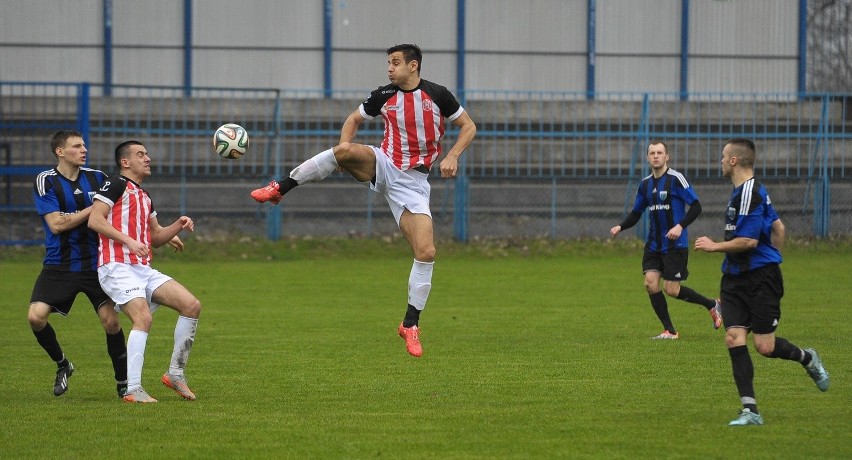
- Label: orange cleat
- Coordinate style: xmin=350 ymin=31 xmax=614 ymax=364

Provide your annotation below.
xmin=398 ymin=323 xmax=422 ymax=357
xmin=122 ymin=387 xmax=158 ymax=403
xmin=710 ymin=299 xmax=723 ymax=330
xmin=651 ymin=330 xmax=680 ymax=340
xmin=251 ymin=180 xmax=283 ymax=205
xmin=161 ymin=373 xmax=197 ymax=400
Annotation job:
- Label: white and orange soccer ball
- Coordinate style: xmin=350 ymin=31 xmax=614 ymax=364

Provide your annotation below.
xmin=213 ymin=123 xmax=249 ymax=159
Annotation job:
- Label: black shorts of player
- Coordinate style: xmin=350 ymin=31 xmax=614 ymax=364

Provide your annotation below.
xmin=720 ymin=263 xmax=784 ymax=334
xmin=642 ymin=247 xmax=689 ymax=282
xmin=30 ymin=268 xmax=112 ymax=316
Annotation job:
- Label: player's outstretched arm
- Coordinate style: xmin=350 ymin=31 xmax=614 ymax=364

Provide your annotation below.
xmin=610 ymin=225 xmax=622 ymax=238
xmin=150 ymin=215 xmax=193 ymax=248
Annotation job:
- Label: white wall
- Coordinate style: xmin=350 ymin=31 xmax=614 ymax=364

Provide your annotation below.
xmin=0 ymin=0 xmax=801 ymax=94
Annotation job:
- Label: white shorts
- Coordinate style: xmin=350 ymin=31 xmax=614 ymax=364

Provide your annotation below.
xmin=364 ymin=146 xmax=432 ymax=225
xmin=97 ymin=262 xmax=172 ymax=313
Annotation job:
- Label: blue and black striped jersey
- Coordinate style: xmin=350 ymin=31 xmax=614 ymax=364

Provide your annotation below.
xmin=722 ymin=178 xmax=782 ymax=275
xmin=33 ymin=167 xmax=108 ymax=271
xmin=631 ymin=168 xmax=699 ymax=252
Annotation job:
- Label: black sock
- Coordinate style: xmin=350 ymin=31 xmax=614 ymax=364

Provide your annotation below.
xmin=33 ymin=323 xmax=64 ymax=363
xmin=277 ymin=177 xmax=299 ymax=195
xmin=728 ymin=345 xmax=758 ymax=414
xmin=769 ymin=337 xmax=807 ymax=364
xmin=402 ymin=304 xmax=421 ymax=328
xmin=801 ymin=349 xmax=813 ymax=367
xmin=649 ymin=292 xmax=675 ymax=333
xmin=675 ymin=286 xmax=716 ymax=310
xmin=106 ymin=329 xmax=128 ymax=382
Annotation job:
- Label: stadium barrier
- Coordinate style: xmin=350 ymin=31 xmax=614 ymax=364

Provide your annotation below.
xmin=1 ymin=83 xmax=849 ymax=244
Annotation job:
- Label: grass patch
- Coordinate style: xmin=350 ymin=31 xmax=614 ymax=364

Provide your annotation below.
xmin=1 ymin=239 xmax=849 ymax=458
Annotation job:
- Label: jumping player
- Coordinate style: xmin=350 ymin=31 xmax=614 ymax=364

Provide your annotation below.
xmin=251 ymin=44 xmax=477 ymax=357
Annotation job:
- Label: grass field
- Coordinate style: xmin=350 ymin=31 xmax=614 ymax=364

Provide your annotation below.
xmin=1 ymin=238 xmax=849 ymax=459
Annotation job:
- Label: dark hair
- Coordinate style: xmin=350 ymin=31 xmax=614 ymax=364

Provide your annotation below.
xmin=386 ymin=43 xmax=422 ymax=74
xmin=50 ymin=130 xmax=84 ymax=156
xmin=648 ymin=139 xmax=668 ymax=153
xmin=725 ymin=138 xmax=756 ymax=167
xmin=114 ymin=140 xmax=144 ymax=168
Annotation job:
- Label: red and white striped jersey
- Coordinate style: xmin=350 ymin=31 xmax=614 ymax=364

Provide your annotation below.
xmin=359 ymin=79 xmax=465 ymax=171
xmin=93 ymin=175 xmax=155 ymax=266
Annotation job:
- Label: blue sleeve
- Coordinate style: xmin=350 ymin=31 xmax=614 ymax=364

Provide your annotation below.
xmin=734 ymin=202 xmax=765 ymax=240
xmin=675 ymin=183 xmax=699 ymax=205
xmin=33 ymin=178 xmax=59 ymax=216
xmin=631 ymin=182 xmax=647 ymax=213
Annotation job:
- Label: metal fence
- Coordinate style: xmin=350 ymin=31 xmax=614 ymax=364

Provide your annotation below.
xmin=1 ymin=83 xmax=850 ymax=245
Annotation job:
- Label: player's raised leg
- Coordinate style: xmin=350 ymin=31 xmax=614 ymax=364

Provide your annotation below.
xmin=251 ymin=142 xmax=377 ymax=204
xmin=251 ymin=148 xmax=341 ymax=204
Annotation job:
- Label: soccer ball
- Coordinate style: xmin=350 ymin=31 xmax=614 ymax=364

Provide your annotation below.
xmin=214 ymin=123 xmax=249 ymax=159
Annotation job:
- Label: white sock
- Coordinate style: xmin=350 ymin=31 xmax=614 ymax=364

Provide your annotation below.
xmin=126 ymin=329 xmax=148 ymax=391
xmin=168 ymin=316 xmax=198 ymax=376
xmin=408 ymin=259 xmax=434 ymax=310
xmin=289 ymin=149 xmax=338 ymax=184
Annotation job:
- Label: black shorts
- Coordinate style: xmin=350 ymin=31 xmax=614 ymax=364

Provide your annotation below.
xmin=720 ymin=264 xmax=784 ymax=334
xmin=642 ymin=247 xmax=690 ymax=282
xmin=29 ymin=268 xmax=112 ymax=316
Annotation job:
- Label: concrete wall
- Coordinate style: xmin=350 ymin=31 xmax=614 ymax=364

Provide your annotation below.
xmin=0 ymin=0 xmax=800 ymax=94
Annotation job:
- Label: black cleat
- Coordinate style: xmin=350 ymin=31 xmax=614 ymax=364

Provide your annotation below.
xmin=54 ymin=362 xmax=74 ymax=396
xmin=117 ymin=382 xmax=128 ymax=398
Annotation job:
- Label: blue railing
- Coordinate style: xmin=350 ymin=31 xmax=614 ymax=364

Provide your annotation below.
xmin=2 ymin=82 xmax=850 ymax=244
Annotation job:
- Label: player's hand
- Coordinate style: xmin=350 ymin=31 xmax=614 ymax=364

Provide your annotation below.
xmin=666 ymin=224 xmax=683 ymax=240
xmin=439 ymin=156 xmax=458 ymax=178
xmin=168 ymin=236 xmax=184 ymax=252
xmin=609 ymin=225 xmax=621 ymax=238
xmin=127 ymin=240 xmax=149 ymax=258
xmin=694 ymin=236 xmax=715 ymax=252
xmin=178 ymin=216 xmax=194 ymax=232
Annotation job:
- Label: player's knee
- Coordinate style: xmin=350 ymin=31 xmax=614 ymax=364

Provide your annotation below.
xmin=724 ymin=331 xmax=741 ymax=348
xmin=27 ymin=311 xmax=47 ymax=330
xmin=663 ymin=284 xmax=679 ymax=297
xmin=754 ymin=341 xmax=775 ymax=357
xmin=134 ymin=315 xmax=153 ymax=332
xmin=100 ymin=315 xmax=122 ymax=334
xmin=416 ymin=245 xmax=436 ymax=263
xmin=334 ymin=142 xmax=355 ymax=159
xmin=180 ymin=298 xmax=201 ymax=319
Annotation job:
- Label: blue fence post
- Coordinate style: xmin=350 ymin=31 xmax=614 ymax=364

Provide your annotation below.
xmin=623 ymin=94 xmax=650 ymax=241
xmin=550 ymin=176 xmax=558 ymax=238
xmin=453 ymin=0 xmax=469 ymax=242
xmin=679 ymin=0 xmax=689 ymax=101
xmin=103 ymin=0 xmax=113 ymax=97
xmin=586 ymin=0 xmax=596 ymax=100
xmin=266 ymin=96 xmax=283 ymax=240
xmin=815 ymin=96 xmax=831 ymax=237
xmin=183 ymin=0 xmax=193 ymax=98
xmin=77 ymin=83 xmax=91 ymax=148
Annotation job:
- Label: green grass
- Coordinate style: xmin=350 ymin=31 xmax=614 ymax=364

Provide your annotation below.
xmin=1 ymin=238 xmax=850 ymax=459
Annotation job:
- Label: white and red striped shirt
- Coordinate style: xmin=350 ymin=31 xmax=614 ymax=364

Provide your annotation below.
xmin=93 ymin=176 xmax=155 ymax=266
xmin=360 ymin=79 xmax=464 ymax=171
